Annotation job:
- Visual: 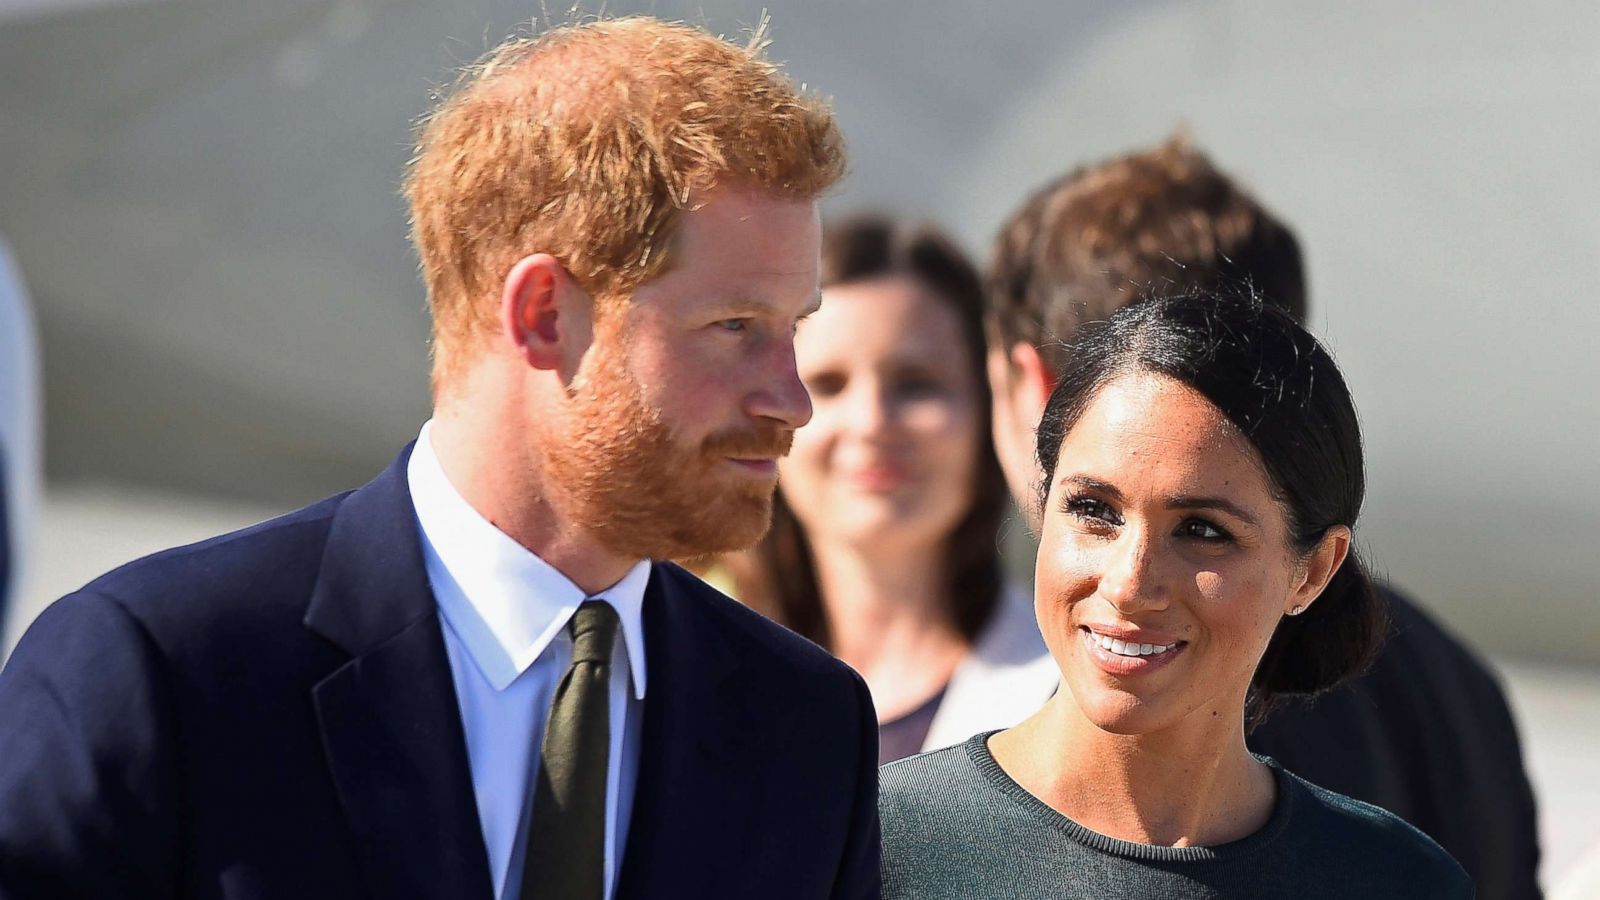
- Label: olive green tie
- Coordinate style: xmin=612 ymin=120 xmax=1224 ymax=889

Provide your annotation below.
xmin=521 ymin=600 xmax=618 ymax=900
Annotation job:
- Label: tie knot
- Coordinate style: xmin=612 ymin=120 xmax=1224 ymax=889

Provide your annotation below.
xmin=569 ymin=600 xmax=619 ymax=665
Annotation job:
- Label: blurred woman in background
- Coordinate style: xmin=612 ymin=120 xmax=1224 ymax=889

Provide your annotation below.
xmin=878 ymin=292 xmax=1470 ymax=898
xmin=730 ymin=216 xmax=1055 ymax=764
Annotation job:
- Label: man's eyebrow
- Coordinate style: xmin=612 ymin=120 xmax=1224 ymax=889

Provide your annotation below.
xmin=711 ymin=292 xmax=822 ymax=319
xmin=1168 ymin=496 xmax=1260 ymax=527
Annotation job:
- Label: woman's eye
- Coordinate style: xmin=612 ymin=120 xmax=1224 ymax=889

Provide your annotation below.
xmin=803 ymin=372 xmax=846 ymax=398
xmin=1064 ymin=496 xmax=1120 ymax=527
xmin=1179 ymin=518 xmax=1233 ymax=543
xmin=884 ymin=366 xmax=949 ymax=400
xmin=894 ymin=375 xmax=944 ymax=399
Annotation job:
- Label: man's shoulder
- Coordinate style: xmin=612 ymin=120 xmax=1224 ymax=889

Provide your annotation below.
xmin=1380 ymin=585 xmax=1504 ymax=691
xmin=71 ymin=490 xmax=352 ymax=632
xmin=655 ymin=561 xmax=859 ymax=683
xmin=4 ymin=490 xmax=363 ymax=716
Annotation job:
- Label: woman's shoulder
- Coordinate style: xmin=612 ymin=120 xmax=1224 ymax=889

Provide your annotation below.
xmin=879 ymin=735 xmax=1055 ymax=900
xmin=1276 ymin=763 xmax=1473 ymax=895
xmin=879 ymin=742 xmax=980 ymax=813
xmin=879 ymin=734 xmax=1025 ymax=833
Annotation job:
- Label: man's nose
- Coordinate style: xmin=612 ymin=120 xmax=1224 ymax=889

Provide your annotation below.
xmin=748 ymin=337 xmax=813 ymax=429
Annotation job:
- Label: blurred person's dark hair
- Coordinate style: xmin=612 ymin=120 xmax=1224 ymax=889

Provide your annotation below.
xmin=732 ymin=216 xmax=1009 ymax=648
xmin=988 ymin=135 xmax=1307 ymax=372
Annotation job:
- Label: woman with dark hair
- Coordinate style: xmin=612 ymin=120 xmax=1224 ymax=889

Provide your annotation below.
xmin=729 ymin=216 xmax=1056 ymax=764
xmin=879 ymin=292 xmax=1470 ymax=898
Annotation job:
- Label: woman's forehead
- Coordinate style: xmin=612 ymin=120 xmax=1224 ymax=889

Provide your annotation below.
xmin=800 ymin=278 xmax=969 ymax=357
xmin=1055 ymin=372 xmax=1271 ymax=498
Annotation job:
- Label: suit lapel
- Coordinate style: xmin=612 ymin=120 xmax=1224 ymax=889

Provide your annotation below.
xmin=615 ymin=565 xmax=764 ymax=900
xmin=304 ymin=447 xmax=494 ymax=900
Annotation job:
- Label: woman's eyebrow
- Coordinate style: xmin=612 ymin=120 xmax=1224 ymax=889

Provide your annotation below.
xmin=1057 ymin=474 xmax=1124 ymax=500
xmin=1168 ymin=496 xmax=1260 ymax=527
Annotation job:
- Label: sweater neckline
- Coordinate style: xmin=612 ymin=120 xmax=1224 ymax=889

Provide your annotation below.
xmin=963 ymin=730 xmax=1296 ymax=863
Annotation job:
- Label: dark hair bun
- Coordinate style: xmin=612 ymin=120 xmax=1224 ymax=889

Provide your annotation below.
xmin=1250 ymin=550 xmax=1387 ymax=723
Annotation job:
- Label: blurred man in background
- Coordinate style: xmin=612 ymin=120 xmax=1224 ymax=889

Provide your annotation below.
xmin=984 ymin=136 xmax=1541 ymax=899
xmin=0 ymin=237 xmax=41 ymax=649
xmin=0 ymin=18 xmax=878 ymax=900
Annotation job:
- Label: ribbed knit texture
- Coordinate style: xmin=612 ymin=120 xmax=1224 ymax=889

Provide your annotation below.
xmin=880 ymin=731 xmax=1472 ymax=899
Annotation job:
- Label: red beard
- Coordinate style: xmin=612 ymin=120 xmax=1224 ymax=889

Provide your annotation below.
xmin=546 ymin=324 xmax=792 ymax=560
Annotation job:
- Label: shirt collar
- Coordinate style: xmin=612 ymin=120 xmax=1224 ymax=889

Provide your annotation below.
xmin=407 ymin=421 xmax=650 ymax=697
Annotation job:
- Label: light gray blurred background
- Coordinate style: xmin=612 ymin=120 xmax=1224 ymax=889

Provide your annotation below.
xmin=1 ymin=0 xmax=1596 ymax=889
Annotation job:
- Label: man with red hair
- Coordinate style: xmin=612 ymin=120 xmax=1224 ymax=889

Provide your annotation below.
xmin=0 ymin=18 xmax=877 ymax=900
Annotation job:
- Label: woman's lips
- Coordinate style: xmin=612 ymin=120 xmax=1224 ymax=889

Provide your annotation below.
xmin=846 ymin=464 xmax=911 ymax=492
xmin=1079 ymin=625 xmax=1188 ymax=676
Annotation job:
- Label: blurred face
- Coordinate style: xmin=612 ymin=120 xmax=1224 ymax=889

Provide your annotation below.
xmin=779 ymin=276 xmax=982 ymax=550
xmin=547 ymin=186 xmax=821 ymax=559
xmin=1035 ymin=372 xmax=1313 ymax=735
xmin=987 ymin=344 xmax=1042 ymax=518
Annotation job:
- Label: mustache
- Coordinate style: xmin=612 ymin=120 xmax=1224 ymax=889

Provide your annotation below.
xmin=701 ymin=422 xmax=794 ymax=459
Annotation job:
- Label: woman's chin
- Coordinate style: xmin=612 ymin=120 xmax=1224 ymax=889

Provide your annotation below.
xmin=1065 ymin=679 xmax=1177 ymax=736
xmin=1079 ymin=698 xmax=1163 ymax=735
xmin=824 ymin=505 xmax=950 ymax=549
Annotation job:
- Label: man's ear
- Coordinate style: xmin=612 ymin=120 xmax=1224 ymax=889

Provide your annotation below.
xmin=500 ymin=253 xmax=593 ymax=377
xmin=1006 ymin=340 xmax=1056 ymax=423
xmin=987 ymin=340 xmax=1059 ymax=532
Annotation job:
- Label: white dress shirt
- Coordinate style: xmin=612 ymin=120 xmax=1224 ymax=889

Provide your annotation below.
xmin=407 ymin=422 xmax=649 ymax=900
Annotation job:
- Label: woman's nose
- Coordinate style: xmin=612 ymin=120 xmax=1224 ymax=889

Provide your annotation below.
xmin=1098 ymin=528 xmax=1167 ymax=613
xmin=843 ymin=381 xmax=894 ymax=439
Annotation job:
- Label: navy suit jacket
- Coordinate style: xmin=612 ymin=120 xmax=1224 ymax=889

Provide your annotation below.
xmin=0 ymin=448 xmax=880 ymax=899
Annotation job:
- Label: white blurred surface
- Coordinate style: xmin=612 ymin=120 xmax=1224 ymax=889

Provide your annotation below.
xmin=1498 ymin=656 xmax=1600 ymax=893
xmin=3 ymin=486 xmax=1597 ymax=890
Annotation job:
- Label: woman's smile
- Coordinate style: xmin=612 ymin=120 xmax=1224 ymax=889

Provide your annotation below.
xmin=1077 ymin=625 xmax=1188 ymax=676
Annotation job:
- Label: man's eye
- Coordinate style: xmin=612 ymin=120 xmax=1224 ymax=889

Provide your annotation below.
xmin=716 ymin=319 xmax=749 ymax=333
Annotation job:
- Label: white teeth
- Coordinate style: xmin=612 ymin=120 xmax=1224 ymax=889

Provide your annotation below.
xmin=1086 ymin=630 xmax=1175 ymax=657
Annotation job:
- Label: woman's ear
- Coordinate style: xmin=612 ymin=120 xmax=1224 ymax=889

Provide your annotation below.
xmin=500 ymin=253 xmax=593 ymax=377
xmin=1288 ymin=525 xmax=1351 ymax=615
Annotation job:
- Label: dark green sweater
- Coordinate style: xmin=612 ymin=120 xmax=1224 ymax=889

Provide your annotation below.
xmin=880 ymin=732 xmax=1473 ymax=899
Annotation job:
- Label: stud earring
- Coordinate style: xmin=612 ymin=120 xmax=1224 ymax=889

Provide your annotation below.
xmin=1287 ymin=604 xmax=1307 ymax=616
